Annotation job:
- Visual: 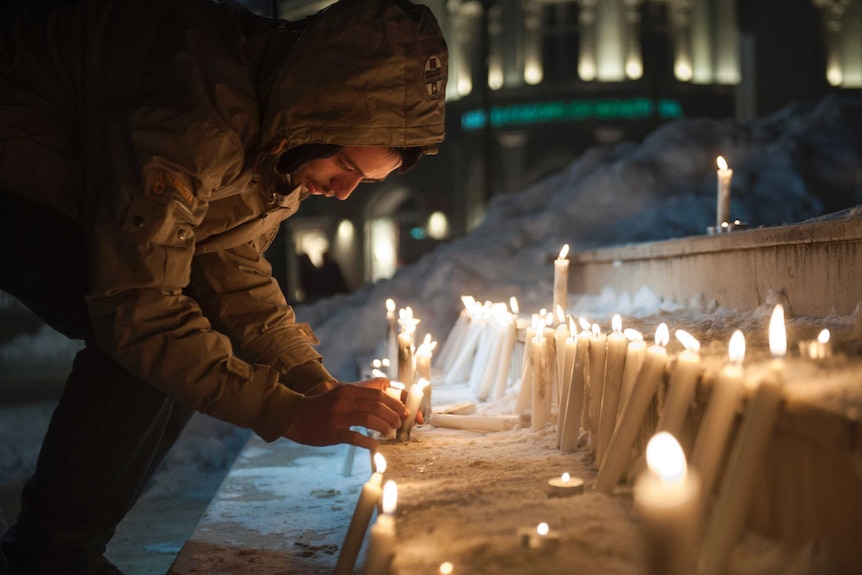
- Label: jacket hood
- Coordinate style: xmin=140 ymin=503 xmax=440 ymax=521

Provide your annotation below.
xmin=258 ymin=0 xmax=448 ymax=158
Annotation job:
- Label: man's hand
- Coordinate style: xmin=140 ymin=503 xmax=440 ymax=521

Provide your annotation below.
xmin=284 ymin=377 xmax=408 ymax=449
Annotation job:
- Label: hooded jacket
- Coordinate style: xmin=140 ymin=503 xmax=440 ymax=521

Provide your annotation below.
xmin=0 ymin=0 xmax=448 ymax=441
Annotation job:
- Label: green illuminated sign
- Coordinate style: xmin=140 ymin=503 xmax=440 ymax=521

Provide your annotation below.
xmin=461 ymin=98 xmax=683 ymax=131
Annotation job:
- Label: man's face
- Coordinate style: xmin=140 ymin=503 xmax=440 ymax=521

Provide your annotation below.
xmin=292 ymin=146 xmax=402 ymax=200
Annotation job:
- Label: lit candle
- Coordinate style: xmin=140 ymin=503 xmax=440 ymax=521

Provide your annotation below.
xmin=586 ymin=323 xmax=608 ymax=454
xmin=519 ymin=521 xmax=561 ymax=550
xmin=699 ymin=305 xmax=786 ymax=575
xmin=633 ymin=432 xmax=701 ymax=575
xmin=531 ymin=318 xmax=554 ymax=430
xmin=654 ymin=330 xmax=702 ymax=453
xmin=362 ymin=480 xmax=397 ymax=575
xmin=548 ymin=471 xmax=585 ymax=497
xmin=619 ymin=329 xmax=647 ymax=414
xmin=415 ymin=334 xmax=436 ymax=420
xmin=397 ymin=378 xmax=429 ymax=441
xmin=798 ymin=328 xmax=832 ymax=359
xmin=492 ymin=306 xmax=518 ymax=400
xmin=595 ymin=323 xmax=669 ymax=494
xmin=560 ymin=319 xmax=591 ymax=453
xmin=596 ymin=314 xmax=628 ymax=465
xmin=553 ymin=244 xmax=570 ymax=322
xmin=690 ymin=330 xmax=745 ymax=501
xmin=397 ymin=307 xmax=418 ymax=387
xmin=514 ymin=318 xmax=536 ymax=415
xmin=385 ymin=299 xmax=398 ymax=377
xmin=335 ymin=453 xmax=386 ymax=575
xmin=716 ymin=155 xmax=733 ymax=230
xmin=382 ymin=382 xmax=406 ymax=440
xmin=445 ymin=299 xmax=485 ymax=384
xmin=437 ymin=295 xmax=474 ymax=372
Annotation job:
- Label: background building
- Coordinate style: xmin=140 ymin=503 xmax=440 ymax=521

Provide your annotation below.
xmin=241 ymin=0 xmax=862 ymax=301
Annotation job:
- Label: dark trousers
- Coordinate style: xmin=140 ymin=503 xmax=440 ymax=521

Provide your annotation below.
xmin=0 ymin=192 xmax=195 ymax=574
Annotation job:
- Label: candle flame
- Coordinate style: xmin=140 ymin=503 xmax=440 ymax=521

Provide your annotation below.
xmin=439 ymin=563 xmax=454 ymax=575
xmin=579 ymin=317 xmax=591 ymax=331
xmin=591 ymin=323 xmax=601 ymax=336
xmin=510 ymin=297 xmax=520 ymax=315
xmin=612 ymin=314 xmax=622 ymax=333
xmin=381 ymin=358 xmax=391 ymax=367
xmin=624 ymin=328 xmax=644 ymax=342
xmin=818 ymin=329 xmax=830 ymax=344
xmin=536 ymin=318 xmax=546 ymax=342
xmin=558 ymin=244 xmax=570 ymax=260
xmin=386 ymin=298 xmax=395 ymax=312
xmin=561 ymin=472 xmax=570 ymax=483
xmin=371 ymin=368 xmax=387 ymax=378
xmin=717 ymin=155 xmax=728 ymax=170
xmin=381 ymin=480 xmax=398 ymax=514
xmin=655 ymin=323 xmax=670 ymax=347
xmin=536 ymin=522 xmax=549 ymax=536
xmin=556 ymin=305 xmax=566 ymax=324
xmin=372 ymin=358 xmax=382 ymax=368
xmin=545 ymin=311 xmax=554 ymax=325
xmin=728 ymin=330 xmax=745 ymax=364
xmin=769 ymin=304 xmax=787 ymax=358
xmin=460 ymin=295 xmax=475 ymax=309
xmin=675 ymin=329 xmax=701 ymax=353
xmin=645 ymin=432 xmax=687 ymax=484
xmin=568 ymin=316 xmax=577 ymax=336
xmin=416 ymin=377 xmax=431 ymax=389
xmin=373 ymin=452 xmax=387 ymax=474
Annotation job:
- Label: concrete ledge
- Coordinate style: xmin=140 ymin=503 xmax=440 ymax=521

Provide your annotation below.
xmin=570 ymin=211 xmax=862 ymax=316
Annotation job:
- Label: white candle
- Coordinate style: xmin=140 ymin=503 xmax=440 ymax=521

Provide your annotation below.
xmin=554 ymin=307 xmax=570 ymax=394
xmin=619 ymin=329 xmax=647 ymax=414
xmin=716 ymin=155 xmax=733 ymax=229
xmin=699 ymin=306 xmax=786 ymax=575
xmin=595 ymin=323 xmax=669 ymax=494
xmin=690 ymin=330 xmax=745 ymax=501
xmin=553 ymin=244 xmax=570 ymax=321
xmin=514 ymin=320 xmax=535 ymax=415
xmin=492 ymin=309 xmax=518 ymax=400
xmin=475 ymin=304 xmax=509 ymax=400
xmin=586 ymin=323 xmax=607 ymax=454
xmin=445 ymin=302 xmax=485 ymax=383
xmin=362 ymin=480 xmax=397 ymax=575
xmin=397 ymin=379 xmax=429 ymax=441
xmin=428 ymin=413 xmax=519 ymax=432
xmin=382 ymin=382 xmax=406 ymax=439
xmin=437 ymin=296 xmax=473 ymax=372
xmin=548 ymin=471 xmax=585 ymax=497
xmin=556 ymin=317 xmax=578 ymax=448
xmin=415 ymin=335 xmax=436 ymax=419
xmin=335 ymin=453 xmax=386 ymax=575
xmin=385 ymin=299 xmax=398 ymax=377
xmin=654 ymin=330 xmax=702 ymax=453
xmin=397 ymin=307 xmax=417 ymax=387
xmin=596 ymin=314 xmax=628 ymax=465
xmin=634 ymin=432 xmax=701 ymax=575
xmin=560 ymin=322 xmax=590 ymax=453
xmin=531 ymin=319 xmax=554 ymax=430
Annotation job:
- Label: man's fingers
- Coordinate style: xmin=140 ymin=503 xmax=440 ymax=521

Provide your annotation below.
xmin=340 ymin=428 xmax=378 ymax=450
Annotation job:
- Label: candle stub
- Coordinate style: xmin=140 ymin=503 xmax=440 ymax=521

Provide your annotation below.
xmin=547 ymin=473 xmax=584 ymax=497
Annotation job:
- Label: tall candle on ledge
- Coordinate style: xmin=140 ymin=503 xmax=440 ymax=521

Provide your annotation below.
xmin=699 ymin=305 xmax=786 ymax=575
xmin=553 ymin=244 xmax=570 ymax=322
xmin=655 ymin=330 xmax=702 ymax=453
xmin=596 ymin=314 xmax=628 ymax=465
xmin=385 ymin=299 xmax=398 ymax=377
xmin=415 ymin=335 xmax=436 ymax=419
xmin=634 ymin=432 xmax=701 ymax=575
xmin=397 ymin=307 xmax=418 ymax=387
xmin=335 ymin=453 xmax=386 ymax=575
xmin=691 ymin=330 xmax=745 ymax=502
xmin=716 ymin=155 xmax=733 ymax=229
xmin=556 ymin=317 xmax=579 ymax=447
xmin=362 ymin=480 xmax=397 ymax=575
xmin=595 ymin=323 xmax=669 ymax=494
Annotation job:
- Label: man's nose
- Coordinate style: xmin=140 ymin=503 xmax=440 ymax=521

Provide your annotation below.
xmin=333 ymin=173 xmax=364 ymax=200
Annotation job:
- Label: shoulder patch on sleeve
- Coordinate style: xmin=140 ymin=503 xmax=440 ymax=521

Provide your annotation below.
xmin=151 ymin=171 xmax=194 ymax=205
